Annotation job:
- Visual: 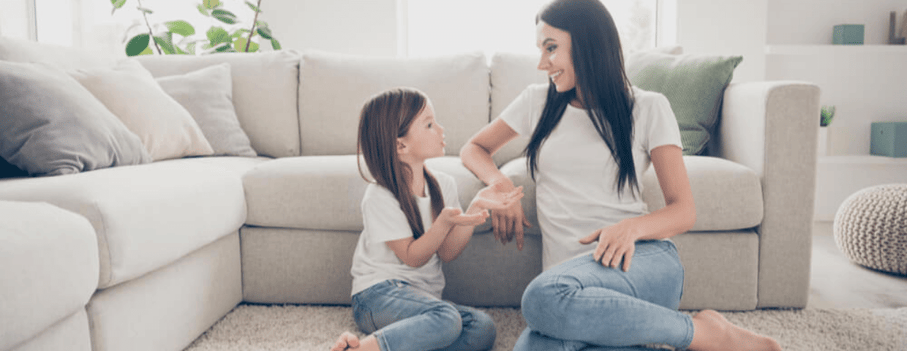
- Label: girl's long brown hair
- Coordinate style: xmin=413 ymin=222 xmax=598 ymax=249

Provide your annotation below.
xmin=357 ymin=87 xmax=444 ymax=239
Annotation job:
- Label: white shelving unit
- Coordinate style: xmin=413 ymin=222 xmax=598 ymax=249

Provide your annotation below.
xmin=765 ymin=44 xmax=907 ymax=221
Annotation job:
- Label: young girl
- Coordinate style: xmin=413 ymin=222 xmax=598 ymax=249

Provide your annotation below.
xmin=332 ymin=87 xmax=523 ymax=351
xmin=461 ymin=1 xmax=782 ymax=350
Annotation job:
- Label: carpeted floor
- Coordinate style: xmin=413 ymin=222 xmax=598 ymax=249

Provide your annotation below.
xmin=184 ymin=304 xmax=907 ymax=351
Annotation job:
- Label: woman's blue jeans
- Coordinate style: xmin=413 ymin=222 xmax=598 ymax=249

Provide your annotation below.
xmin=352 ymin=279 xmax=496 ymax=351
xmin=514 ymin=240 xmax=694 ymax=351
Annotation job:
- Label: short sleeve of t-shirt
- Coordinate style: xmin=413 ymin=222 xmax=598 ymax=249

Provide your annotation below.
xmin=361 ymin=187 xmax=415 ymax=244
xmin=635 ymin=89 xmax=683 ymax=153
xmin=498 ymin=84 xmax=548 ymax=136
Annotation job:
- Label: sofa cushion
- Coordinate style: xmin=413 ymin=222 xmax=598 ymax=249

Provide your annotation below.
xmin=136 ymin=51 xmax=302 ymax=158
xmin=0 ymin=157 xmax=265 ymax=289
xmin=243 ymin=156 xmax=484 ymax=231
xmin=297 ymin=50 xmax=490 ymax=157
xmin=0 ymin=201 xmax=98 ymax=350
xmin=70 ymin=59 xmax=214 ymax=161
xmin=498 ymin=155 xmax=763 ymax=232
xmin=156 ymin=63 xmax=257 ymax=157
xmin=0 ymin=61 xmax=151 ymax=177
xmin=626 ymin=52 xmax=743 ymax=155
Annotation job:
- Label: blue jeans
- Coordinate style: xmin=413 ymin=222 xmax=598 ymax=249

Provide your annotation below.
xmin=352 ymin=279 xmax=496 ymax=351
xmin=514 ymin=240 xmax=693 ymax=351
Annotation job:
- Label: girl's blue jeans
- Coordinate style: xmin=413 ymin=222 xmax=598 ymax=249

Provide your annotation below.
xmin=352 ymin=279 xmax=496 ymax=351
xmin=514 ymin=240 xmax=694 ymax=351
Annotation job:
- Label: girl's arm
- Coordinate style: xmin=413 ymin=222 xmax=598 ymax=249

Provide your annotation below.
xmin=579 ymin=145 xmax=696 ymax=271
xmin=437 ymin=183 xmax=525 ymax=262
xmin=385 ymin=209 xmax=488 ymax=268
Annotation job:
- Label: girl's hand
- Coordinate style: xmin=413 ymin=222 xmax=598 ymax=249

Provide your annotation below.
xmin=578 ymin=219 xmax=642 ymax=272
xmin=440 ymin=207 xmax=489 ymax=227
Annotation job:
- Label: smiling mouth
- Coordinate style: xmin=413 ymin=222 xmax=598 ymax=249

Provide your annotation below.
xmin=550 ymin=70 xmax=563 ymax=81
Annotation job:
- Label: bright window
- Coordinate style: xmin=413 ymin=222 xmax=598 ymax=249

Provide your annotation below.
xmin=403 ymin=0 xmax=658 ymax=58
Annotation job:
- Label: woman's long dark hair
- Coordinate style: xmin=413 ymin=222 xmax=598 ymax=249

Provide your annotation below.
xmin=527 ymin=0 xmax=638 ymax=198
xmin=357 ymin=88 xmax=444 ymax=239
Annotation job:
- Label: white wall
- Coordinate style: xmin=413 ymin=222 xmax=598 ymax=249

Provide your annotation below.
xmin=262 ymin=0 xmax=398 ymax=57
xmin=672 ymin=0 xmax=768 ymax=83
xmin=768 ymin=0 xmax=907 ymax=45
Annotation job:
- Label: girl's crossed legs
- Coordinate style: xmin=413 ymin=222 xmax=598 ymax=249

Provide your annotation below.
xmin=515 ymin=240 xmax=691 ymax=351
xmin=346 ymin=279 xmax=496 ymax=351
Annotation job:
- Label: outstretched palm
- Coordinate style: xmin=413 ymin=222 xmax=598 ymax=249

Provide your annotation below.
xmin=471 ymin=182 xmax=524 ymax=211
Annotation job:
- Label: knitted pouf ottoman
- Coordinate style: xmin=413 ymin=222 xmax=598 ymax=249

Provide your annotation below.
xmin=833 ymin=183 xmax=907 ymax=275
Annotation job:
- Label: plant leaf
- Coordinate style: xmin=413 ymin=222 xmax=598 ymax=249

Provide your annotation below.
xmin=197 ymin=4 xmax=210 ymax=16
xmin=153 ymin=35 xmax=175 ymax=55
xmin=270 ymin=38 xmax=281 ymax=50
xmin=245 ymin=1 xmax=261 ymax=12
xmin=215 ymin=44 xmax=236 ymax=53
xmin=234 ymin=38 xmax=259 ymax=53
xmin=256 ymin=26 xmax=272 ymax=40
xmin=231 ymin=29 xmax=250 ymax=39
xmin=137 ymin=6 xmax=153 ymax=14
xmin=206 ymin=26 xmax=231 ymax=45
xmin=165 ymin=20 xmax=195 ymax=37
xmin=125 ymin=33 xmax=150 ymax=56
xmin=111 ymin=0 xmax=127 ymax=14
xmin=203 ymin=0 xmax=221 ymax=10
xmin=212 ymin=9 xmax=237 ymax=24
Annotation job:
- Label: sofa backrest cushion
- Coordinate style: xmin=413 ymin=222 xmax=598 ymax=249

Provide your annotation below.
xmin=297 ymin=50 xmax=490 ymax=156
xmin=136 ymin=51 xmax=302 ymax=158
xmin=0 ymin=61 xmax=151 ymax=176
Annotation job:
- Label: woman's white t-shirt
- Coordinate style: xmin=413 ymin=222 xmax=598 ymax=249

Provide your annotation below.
xmin=350 ymin=171 xmax=460 ymax=299
xmin=499 ymin=84 xmax=683 ymax=271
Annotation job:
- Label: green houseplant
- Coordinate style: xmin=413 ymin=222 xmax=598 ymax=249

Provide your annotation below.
xmin=110 ymin=0 xmax=281 ymax=56
xmin=818 ymin=105 xmax=836 ymax=157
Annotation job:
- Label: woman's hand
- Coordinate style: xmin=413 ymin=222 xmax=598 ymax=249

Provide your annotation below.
xmin=471 ymin=181 xmax=531 ymax=250
xmin=439 ymin=207 xmax=489 ymax=227
xmin=578 ymin=219 xmax=642 ymax=272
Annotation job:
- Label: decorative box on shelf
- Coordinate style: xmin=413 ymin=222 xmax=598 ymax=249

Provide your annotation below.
xmin=871 ymin=122 xmax=907 ymax=158
xmin=833 ymin=24 xmax=864 ymax=45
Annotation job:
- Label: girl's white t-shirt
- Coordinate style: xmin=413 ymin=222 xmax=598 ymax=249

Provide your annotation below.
xmin=499 ymin=84 xmax=683 ymax=271
xmin=350 ymin=171 xmax=460 ymax=299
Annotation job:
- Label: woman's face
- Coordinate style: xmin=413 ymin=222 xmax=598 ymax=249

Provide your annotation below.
xmin=536 ymin=21 xmax=576 ymax=93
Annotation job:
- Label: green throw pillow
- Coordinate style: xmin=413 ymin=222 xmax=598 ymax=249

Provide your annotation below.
xmin=626 ymin=52 xmax=743 ymax=155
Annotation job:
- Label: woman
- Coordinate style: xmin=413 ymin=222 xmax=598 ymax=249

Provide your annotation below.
xmin=460 ymin=1 xmax=782 ymax=350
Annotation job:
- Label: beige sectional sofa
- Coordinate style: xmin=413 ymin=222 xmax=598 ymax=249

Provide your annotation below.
xmin=0 ymin=37 xmax=819 ymax=351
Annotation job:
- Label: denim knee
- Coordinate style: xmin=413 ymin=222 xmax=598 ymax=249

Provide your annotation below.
xmin=520 ymin=273 xmax=578 ymax=330
xmin=469 ymin=311 xmax=497 ymax=350
xmin=431 ymin=303 xmax=464 ymax=346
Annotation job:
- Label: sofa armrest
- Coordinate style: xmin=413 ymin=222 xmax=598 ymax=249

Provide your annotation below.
xmin=712 ymin=81 xmax=820 ymax=308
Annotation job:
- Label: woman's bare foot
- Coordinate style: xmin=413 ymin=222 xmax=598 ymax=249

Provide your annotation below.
xmin=330 ymin=332 xmax=379 ymax=351
xmin=688 ymin=310 xmax=782 ymax=351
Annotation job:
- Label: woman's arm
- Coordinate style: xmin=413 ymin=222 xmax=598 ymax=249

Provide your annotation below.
xmin=460 ymin=119 xmax=532 ymax=249
xmin=386 ymin=209 xmax=487 ymax=268
xmin=579 ymin=144 xmax=696 ymax=270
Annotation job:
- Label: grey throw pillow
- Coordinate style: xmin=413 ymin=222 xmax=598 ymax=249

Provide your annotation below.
xmin=0 ymin=61 xmax=150 ymax=176
xmin=156 ymin=63 xmax=257 ymax=157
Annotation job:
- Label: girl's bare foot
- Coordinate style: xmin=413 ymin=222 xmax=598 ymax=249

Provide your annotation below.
xmin=688 ymin=309 xmax=782 ymax=351
xmin=330 ymin=332 xmax=379 ymax=351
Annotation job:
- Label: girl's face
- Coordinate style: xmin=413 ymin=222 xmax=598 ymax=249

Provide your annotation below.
xmin=398 ymin=101 xmax=445 ymax=162
xmin=536 ymin=21 xmax=576 ymax=93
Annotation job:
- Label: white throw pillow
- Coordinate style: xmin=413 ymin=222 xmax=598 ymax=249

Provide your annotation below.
xmin=70 ymin=59 xmax=214 ymax=161
xmin=156 ymin=63 xmax=256 ymax=157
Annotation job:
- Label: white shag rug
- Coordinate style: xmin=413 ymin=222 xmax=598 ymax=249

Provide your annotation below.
xmin=184 ymin=304 xmax=907 ymax=351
